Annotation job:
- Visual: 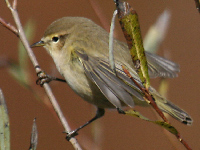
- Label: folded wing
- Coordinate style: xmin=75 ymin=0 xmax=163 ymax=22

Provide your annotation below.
xmin=75 ymin=50 xmax=145 ymax=109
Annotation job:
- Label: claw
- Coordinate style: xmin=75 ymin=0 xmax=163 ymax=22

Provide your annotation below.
xmin=36 ymin=71 xmax=53 ymax=86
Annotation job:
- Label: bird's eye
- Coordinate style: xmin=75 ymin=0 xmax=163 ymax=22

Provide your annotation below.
xmin=52 ymin=36 xmax=59 ymax=42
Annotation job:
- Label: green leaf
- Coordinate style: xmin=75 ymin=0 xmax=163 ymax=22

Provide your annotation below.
xmin=158 ymin=78 xmax=169 ymax=98
xmin=116 ymin=1 xmax=150 ymax=88
xmin=8 ymin=19 xmax=36 ymax=88
xmin=125 ymin=109 xmax=178 ymax=136
xmin=29 ymin=118 xmax=38 ymax=150
xmin=18 ymin=19 xmax=36 ymax=71
xmin=8 ymin=62 xmax=29 ymax=88
xmin=144 ymin=10 xmax=171 ymax=53
xmin=153 ymin=121 xmax=178 ymax=135
xmin=0 ymin=89 xmax=10 ymax=150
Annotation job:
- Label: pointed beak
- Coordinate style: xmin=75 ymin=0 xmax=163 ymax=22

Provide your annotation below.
xmin=30 ymin=40 xmax=45 ymax=48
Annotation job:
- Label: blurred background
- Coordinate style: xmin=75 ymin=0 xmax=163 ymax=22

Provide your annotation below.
xmin=0 ymin=0 xmax=200 ymax=149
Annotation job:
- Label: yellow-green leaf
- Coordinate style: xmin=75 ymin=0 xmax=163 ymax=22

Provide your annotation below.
xmin=0 ymin=89 xmax=10 ymax=150
xmin=116 ymin=1 xmax=150 ymax=88
xmin=8 ymin=19 xmax=36 ymax=88
xmin=125 ymin=109 xmax=178 ymax=136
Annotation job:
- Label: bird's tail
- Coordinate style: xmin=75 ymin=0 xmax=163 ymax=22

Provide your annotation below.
xmin=151 ymin=88 xmax=193 ymax=125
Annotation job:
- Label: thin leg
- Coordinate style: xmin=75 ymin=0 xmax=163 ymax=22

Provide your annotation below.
xmin=66 ymin=108 xmax=105 ymax=141
xmin=53 ymin=77 xmax=66 ymax=83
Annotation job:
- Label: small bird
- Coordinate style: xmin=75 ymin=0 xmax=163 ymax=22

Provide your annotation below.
xmin=31 ymin=17 xmax=192 ymax=140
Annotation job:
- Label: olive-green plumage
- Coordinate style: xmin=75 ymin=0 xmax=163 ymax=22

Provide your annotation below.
xmin=32 ymin=17 xmax=192 ymax=126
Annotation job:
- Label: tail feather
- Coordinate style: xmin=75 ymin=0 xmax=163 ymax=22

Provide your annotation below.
xmin=156 ymin=99 xmax=193 ymax=125
xmin=151 ymin=88 xmax=193 ymax=125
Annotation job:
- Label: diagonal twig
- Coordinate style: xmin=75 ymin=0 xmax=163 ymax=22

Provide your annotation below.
xmin=122 ymin=66 xmax=191 ymax=150
xmin=122 ymin=65 xmax=168 ymax=123
xmin=0 ymin=17 xmax=18 ymax=36
xmin=1 ymin=0 xmax=82 ymax=149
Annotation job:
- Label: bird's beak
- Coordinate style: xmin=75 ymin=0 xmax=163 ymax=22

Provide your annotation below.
xmin=30 ymin=40 xmax=45 ymax=48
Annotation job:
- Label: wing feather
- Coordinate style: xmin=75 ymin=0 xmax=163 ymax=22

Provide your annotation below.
xmin=75 ymin=50 xmax=145 ymax=108
xmin=146 ymin=51 xmax=180 ymax=78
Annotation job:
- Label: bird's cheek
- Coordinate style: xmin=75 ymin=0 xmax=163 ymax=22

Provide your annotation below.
xmin=43 ymin=45 xmax=52 ymax=55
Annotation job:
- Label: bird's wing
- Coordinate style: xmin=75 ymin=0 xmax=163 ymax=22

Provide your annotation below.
xmin=75 ymin=49 xmax=145 ymax=109
xmin=146 ymin=51 xmax=180 ymax=78
xmin=74 ymin=50 xmax=193 ymax=125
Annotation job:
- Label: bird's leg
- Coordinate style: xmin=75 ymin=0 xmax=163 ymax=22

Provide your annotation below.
xmin=66 ymin=108 xmax=105 ymax=141
xmin=36 ymin=70 xmax=66 ymax=86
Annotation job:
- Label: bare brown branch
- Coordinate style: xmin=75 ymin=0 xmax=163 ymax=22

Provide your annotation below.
xmin=122 ymin=65 xmax=192 ymax=150
xmin=122 ymin=65 xmax=168 ymax=123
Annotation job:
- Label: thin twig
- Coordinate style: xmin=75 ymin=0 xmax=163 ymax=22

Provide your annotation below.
xmin=1 ymin=0 xmax=82 ymax=149
xmin=0 ymin=17 xmax=18 ymax=36
xmin=176 ymin=134 xmax=192 ymax=150
xmin=122 ymin=66 xmax=192 ymax=150
xmin=122 ymin=65 xmax=168 ymax=123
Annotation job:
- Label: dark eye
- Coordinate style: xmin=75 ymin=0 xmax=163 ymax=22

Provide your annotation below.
xmin=52 ymin=36 xmax=59 ymax=42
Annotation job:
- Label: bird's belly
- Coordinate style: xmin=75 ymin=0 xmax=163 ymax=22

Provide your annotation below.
xmin=60 ymin=62 xmax=115 ymax=108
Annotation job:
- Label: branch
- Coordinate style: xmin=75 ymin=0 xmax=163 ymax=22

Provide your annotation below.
xmin=122 ymin=66 xmax=168 ymax=123
xmin=122 ymin=66 xmax=192 ymax=150
xmin=115 ymin=1 xmax=191 ymax=149
xmin=1 ymin=0 xmax=82 ymax=149
xmin=0 ymin=17 xmax=18 ymax=36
